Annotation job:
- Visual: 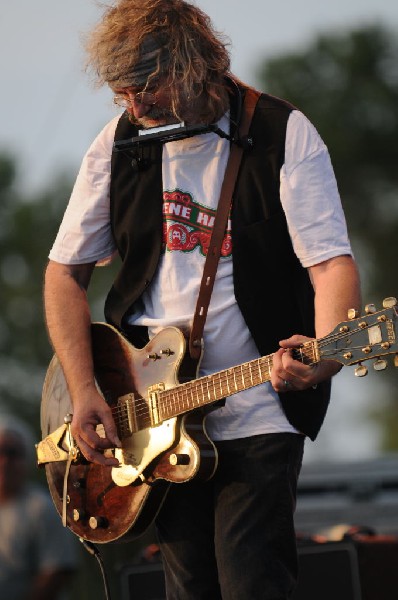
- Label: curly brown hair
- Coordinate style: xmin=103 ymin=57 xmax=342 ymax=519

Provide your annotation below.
xmin=85 ymin=0 xmax=232 ymax=122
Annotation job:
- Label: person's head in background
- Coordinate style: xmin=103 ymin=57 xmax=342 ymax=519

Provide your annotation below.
xmin=0 ymin=415 xmax=34 ymax=503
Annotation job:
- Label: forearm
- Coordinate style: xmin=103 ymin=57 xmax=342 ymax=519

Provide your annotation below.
xmin=271 ymin=255 xmax=361 ymax=391
xmin=310 ymin=255 xmax=362 ymax=338
xmin=44 ymin=260 xmax=120 ymax=462
xmin=44 ymin=260 xmax=96 ymax=403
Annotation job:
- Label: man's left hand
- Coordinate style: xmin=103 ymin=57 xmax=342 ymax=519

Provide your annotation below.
xmin=271 ymin=334 xmax=341 ymax=393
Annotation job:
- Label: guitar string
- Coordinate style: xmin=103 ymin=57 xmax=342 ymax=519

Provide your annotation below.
xmin=109 ymin=323 xmax=383 ymax=432
xmin=108 ymin=325 xmax=368 ymax=430
xmin=109 ymin=356 xmax=275 ymax=429
xmin=109 ymin=333 xmax=355 ymax=433
xmin=110 ymin=350 xmax=314 ymax=432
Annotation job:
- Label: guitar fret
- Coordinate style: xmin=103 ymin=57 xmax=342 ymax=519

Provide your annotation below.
xmin=257 ymin=359 xmax=262 ymax=382
xmin=257 ymin=358 xmax=263 ymax=381
xmin=158 ymin=352 xmax=279 ymax=421
xmin=188 ymin=382 xmax=195 ymax=409
xmin=188 ymin=383 xmax=193 ymax=410
xmin=241 ymin=369 xmax=245 ymax=389
xmin=201 ymin=378 xmax=207 ymax=404
xmin=219 ymin=374 xmax=224 ymax=396
xmin=226 ymin=372 xmax=232 ymax=395
xmin=219 ymin=374 xmax=225 ymax=396
xmin=212 ymin=376 xmax=217 ymax=399
xmin=240 ymin=366 xmax=246 ymax=389
xmin=208 ymin=380 xmax=213 ymax=402
xmin=202 ymin=378 xmax=208 ymax=404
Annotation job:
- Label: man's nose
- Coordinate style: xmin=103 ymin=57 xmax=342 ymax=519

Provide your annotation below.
xmin=128 ymin=96 xmax=152 ymax=118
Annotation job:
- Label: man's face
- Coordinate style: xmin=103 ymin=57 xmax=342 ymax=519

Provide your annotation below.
xmin=0 ymin=431 xmax=27 ymax=499
xmin=113 ymin=82 xmax=179 ymax=128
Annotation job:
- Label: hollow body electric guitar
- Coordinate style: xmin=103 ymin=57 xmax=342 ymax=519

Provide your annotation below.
xmin=37 ymin=299 xmax=398 ymax=544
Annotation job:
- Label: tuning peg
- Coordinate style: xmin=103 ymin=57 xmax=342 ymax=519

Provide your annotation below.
xmin=365 ymin=304 xmax=377 ymax=314
xmin=355 ymin=364 xmax=368 ymax=377
xmin=348 ymin=308 xmax=359 ymax=320
xmin=383 ymin=297 xmax=397 ymax=308
xmin=373 ymin=359 xmax=388 ymax=371
xmin=395 ymin=355 xmax=398 ymax=368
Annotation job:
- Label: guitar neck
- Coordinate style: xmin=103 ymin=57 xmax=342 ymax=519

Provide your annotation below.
xmin=158 ymin=341 xmax=319 ymax=421
xmin=112 ymin=300 xmax=398 ymax=433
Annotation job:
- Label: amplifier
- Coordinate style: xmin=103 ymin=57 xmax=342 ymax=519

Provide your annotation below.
xmin=293 ymin=537 xmax=398 ymax=600
xmin=121 ymin=537 xmax=398 ymax=600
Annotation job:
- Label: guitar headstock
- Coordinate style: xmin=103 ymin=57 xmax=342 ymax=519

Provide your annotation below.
xmin=318 ymin=297 xmax=398 ymax=376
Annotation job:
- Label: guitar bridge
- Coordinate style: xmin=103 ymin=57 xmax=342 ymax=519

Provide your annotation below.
xmin=148 ymin=383 xmax=165 ymax=427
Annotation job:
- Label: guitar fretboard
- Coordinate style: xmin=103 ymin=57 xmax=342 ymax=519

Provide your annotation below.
xmin=157 ymin=341 xmax=318 ymax=421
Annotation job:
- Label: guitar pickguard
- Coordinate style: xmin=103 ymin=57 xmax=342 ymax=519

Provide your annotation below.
xmin=112 ymin=417 xmax=178 ymax=486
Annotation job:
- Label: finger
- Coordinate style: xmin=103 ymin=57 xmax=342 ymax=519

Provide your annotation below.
xmin=271 ymin=349 xmax=297 ymax=392
xmin=281 ymin=348 xmax=301 ymax=372
xmin=76 ymin=435 xmax=120 ymax=466
xmin=100 ymin=411 xmax=122 ymax=448
xmin=270 ymin=348 xmax=284 ymax=387
xmin=272 ymin=375 xmax=297 ymax=393
xmin=71 ymin=404 xmax=122 ymax=450
xmin=279 ymin=351 xmax=321 ymax=390
xmin=279 ymin=334 xmax=312 ymax=349
xmin=71 ymin=422 xmax=106 ymax=450
xmin=279 ymin=377 xmax=295 ymax=393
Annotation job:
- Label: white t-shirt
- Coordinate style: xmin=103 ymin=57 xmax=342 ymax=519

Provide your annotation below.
xmin=49 ymin=109 xmax=352 ymax=441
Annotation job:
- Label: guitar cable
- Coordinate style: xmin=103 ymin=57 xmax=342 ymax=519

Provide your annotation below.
xmin=79 ymin=538 xmax=112 ymax=600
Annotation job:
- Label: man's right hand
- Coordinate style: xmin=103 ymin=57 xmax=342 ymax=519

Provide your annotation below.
xmin=70 ymin=389 xmax=121 ymax=466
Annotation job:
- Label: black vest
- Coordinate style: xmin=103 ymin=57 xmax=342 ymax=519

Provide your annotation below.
xmin=105 ymin=86 xmax=331 ymax=440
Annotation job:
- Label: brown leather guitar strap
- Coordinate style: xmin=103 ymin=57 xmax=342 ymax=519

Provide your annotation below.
xmin=189 ymin=87 xmax=261 ymax=360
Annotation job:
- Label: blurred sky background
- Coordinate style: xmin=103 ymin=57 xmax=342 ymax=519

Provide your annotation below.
xmin=1 ymin=0 xmax=398 ymax=462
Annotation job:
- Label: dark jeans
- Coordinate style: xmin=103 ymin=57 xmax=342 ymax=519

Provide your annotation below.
xmin=155 ymin=432 xmax=305 ymax=600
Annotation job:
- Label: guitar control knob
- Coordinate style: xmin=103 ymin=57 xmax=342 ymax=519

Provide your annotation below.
xmin=73 ymin=509 xmax=87 ymax=522
xmin=160 ymin=348 xmax=175 ymax=356
xmin=355 ymin=365 xmax=368 ymax=377
xmin=89 ymin=516 xmax=108 ymax=530
xmin=169 ymin=453 xmax=190 ymax=466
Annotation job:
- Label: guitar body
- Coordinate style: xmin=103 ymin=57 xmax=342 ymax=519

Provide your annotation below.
xmin=41 ymin=324 xmax=218 ymax=543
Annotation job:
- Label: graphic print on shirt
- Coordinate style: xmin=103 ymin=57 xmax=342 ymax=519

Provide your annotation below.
xmin=163 ymin=189 xmax=232 ymax=257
